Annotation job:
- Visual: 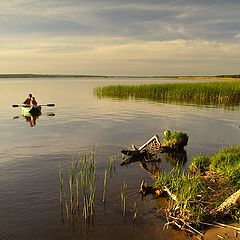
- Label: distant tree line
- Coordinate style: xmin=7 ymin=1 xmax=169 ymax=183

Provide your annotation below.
xmin=216 ymin=74 xmax=240 ymax=78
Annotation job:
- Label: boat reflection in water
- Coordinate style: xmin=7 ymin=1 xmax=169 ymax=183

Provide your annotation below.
xmin=22 ymin=106 xmax=42 ymax=127
xmin=21 ymin=106 xmax=55 ymax=127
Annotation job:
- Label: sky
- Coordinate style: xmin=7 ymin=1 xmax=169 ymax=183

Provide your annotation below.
xmin=0 ymin=0 xmax=240 ymax=76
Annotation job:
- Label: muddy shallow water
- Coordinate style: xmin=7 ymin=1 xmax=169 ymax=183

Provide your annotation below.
xmin=0 ymin=77 xmax=239 ymax=240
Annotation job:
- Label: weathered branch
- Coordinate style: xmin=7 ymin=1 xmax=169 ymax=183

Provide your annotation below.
xmin=213 ymin=189 xmax=240 ymax=216
xmin=138 ymin=135 xmax=161 ymax=151
xmin=162 ymin=186 xmax=178 ymax=202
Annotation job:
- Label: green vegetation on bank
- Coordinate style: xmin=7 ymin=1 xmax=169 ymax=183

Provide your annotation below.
xmin=190 ymin=145 xmax=240 ymax=191
xmin=155 ymin=145 xmax=240 ymax=226
xmin=163 ymin=130 xmax=188 ymax=149
xmin=95 ymin=81 xmax=240 ymax=106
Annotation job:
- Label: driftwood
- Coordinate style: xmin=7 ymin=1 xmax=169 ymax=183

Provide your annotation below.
xmin=120 ymin=149 xmax=154 ymax=166
xmin=200 ymin=221 xmax=240 ymax=231
xmin=121 ymin=135 xmax=162 ymax=165
xmin=138 ymin=135 xmax=161 ymax=151
xmin=139 ymin=181 xmax=178 ymax=202
xmin=139 ymin=180 xmax=162 ymax=196
xmin=121 ymin=134 xmax=188 ymax=165
xmin=212 ymin=189 xmax=240 ymax=217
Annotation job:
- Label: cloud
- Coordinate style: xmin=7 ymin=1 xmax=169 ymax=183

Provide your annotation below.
xmin=0 ymin=35 xmax=239 ymax=75
xmin=235 ymin=33 xmax=240 ymax=39
xmin=0 ymin=0 xmax=240 ymax=74
xmin=1 ymin=0 xmax=239 ymax=41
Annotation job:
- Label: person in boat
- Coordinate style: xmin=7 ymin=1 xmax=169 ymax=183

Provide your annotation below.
xmin=23 ymin=94 xmax=33 ymax=106
xmin=31 ymin=97 xmax=38 ymax=108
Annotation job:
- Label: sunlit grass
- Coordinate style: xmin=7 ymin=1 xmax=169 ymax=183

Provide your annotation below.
xmin=95 ymin=81 xmax=240 ymax=107
xmin=191 ymin=145 xmax=240 ymax=190
xmin=155 ymin=168 xmax=208 ymax=225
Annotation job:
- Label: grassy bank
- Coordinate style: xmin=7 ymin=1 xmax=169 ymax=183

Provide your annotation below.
xmin=155 ymin=145 xmax=240 ymax=229
xmin=95 ymin=81 xmax=240 ymax=107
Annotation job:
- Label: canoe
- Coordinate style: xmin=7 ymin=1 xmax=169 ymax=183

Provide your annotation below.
xmin=22 ymin=106 xmax=42 ymax=117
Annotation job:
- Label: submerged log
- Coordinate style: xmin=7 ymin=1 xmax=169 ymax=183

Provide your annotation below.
xmin=120 ymin=136 xmax=162 ymax=165
xmin=121 ymin=133 xmax=188 ymax=165
xmin=120 ymin=148 xmax=153 ymax=166
xmin=139 ymin=180 xmax=162 ymax=197
xmin=139 ymin=181 xmax=179 ymax=202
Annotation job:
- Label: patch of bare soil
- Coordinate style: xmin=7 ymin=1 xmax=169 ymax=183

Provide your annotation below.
xmin=200 ymin=170 xmax=233 ymax=213
xmin=193 ymin=223 xmax=240 ymax=240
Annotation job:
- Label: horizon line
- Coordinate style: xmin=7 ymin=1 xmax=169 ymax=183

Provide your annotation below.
xmin=0 ymin=73 xmax=240 ymax=79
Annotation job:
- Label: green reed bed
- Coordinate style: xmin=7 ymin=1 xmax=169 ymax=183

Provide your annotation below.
xmin=95 ymin=81 xmax=240 ymax=106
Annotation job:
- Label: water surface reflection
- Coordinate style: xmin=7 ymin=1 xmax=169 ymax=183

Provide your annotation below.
xmin=0 ymin=77 xmax=239 ymax=240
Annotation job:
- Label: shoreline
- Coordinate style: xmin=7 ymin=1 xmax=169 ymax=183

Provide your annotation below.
xmin=0 ymin=74 xmax=239 ymax=80
xmin=195 ymin=222 xmax=240 ymax=240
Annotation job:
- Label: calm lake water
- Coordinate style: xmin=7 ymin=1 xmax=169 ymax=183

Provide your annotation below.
xmin=0 ymin=77 xmax=239 ymax=240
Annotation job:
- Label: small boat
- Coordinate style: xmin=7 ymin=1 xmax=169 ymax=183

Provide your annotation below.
xmin=22 ymin=106 xmax=42 ymax=117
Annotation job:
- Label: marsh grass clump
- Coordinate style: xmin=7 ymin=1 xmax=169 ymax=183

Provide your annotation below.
xmin=155 ymin=169 xmax=208 ymax=225
xmin=80 ymin=149 xmax=96 ymax=224
xmin=59 ymin=150 xmax=140 ymax=227
xmin=59 ymin=148 xmax=96 ymax=224
xmin=154 ymin=144 xmax=240 ymax=233
xmin=163 ymin=130 xmax=188 ymax=149
xmin=94 ymin=81 xmax=240 ymax=107
xmin=189 ymin=155 xmax=210 ymax=173
xmin=209 ymin=145 xmax=240 ymax=189
xmin=190 ymin=145 xmax=240 ymax=190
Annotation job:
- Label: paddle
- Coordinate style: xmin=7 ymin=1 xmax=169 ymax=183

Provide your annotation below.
xmin=12 ymin=104 xmax=55 ymax=107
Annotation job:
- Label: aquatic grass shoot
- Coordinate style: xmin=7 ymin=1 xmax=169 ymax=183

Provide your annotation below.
xmin=121 ymin=181 xmax=128 ymax=219
xmin=79 ymin=149 xmax=96 ymax=224
xmin=59 ymin=164 xmax=64 ymax=205
xmin=102 ymin=167 xmax=107 ymax=203
xmin=109 ymin=154 xmax=117 ymax=178
xmin=132 ymin=201 xmax=138 ymax=224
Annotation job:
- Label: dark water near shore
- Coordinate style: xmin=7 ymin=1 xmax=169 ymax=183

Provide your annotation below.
xmin=0 ymin=77 xmax=239 ymax=240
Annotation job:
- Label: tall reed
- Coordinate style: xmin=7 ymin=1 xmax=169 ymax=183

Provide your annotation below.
xmin=102 ymin=167 xmax=107 ymax=203
xmin=132 ymin=201 xmax=138 ymax=224
xmin=59 ymin=148 xmax=97 ymax=224
xmin=79 ymin=149 xmax=96 ymax=224
xmin=58 ymin=164 xmax=64 ymax=205
xmin=95 ymin=81 xmax=240 ymax=107
xmin=109 ymin=154 xmax=117 ymax=178
xmin=121 ymin=181 xmax=128 ymax=219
